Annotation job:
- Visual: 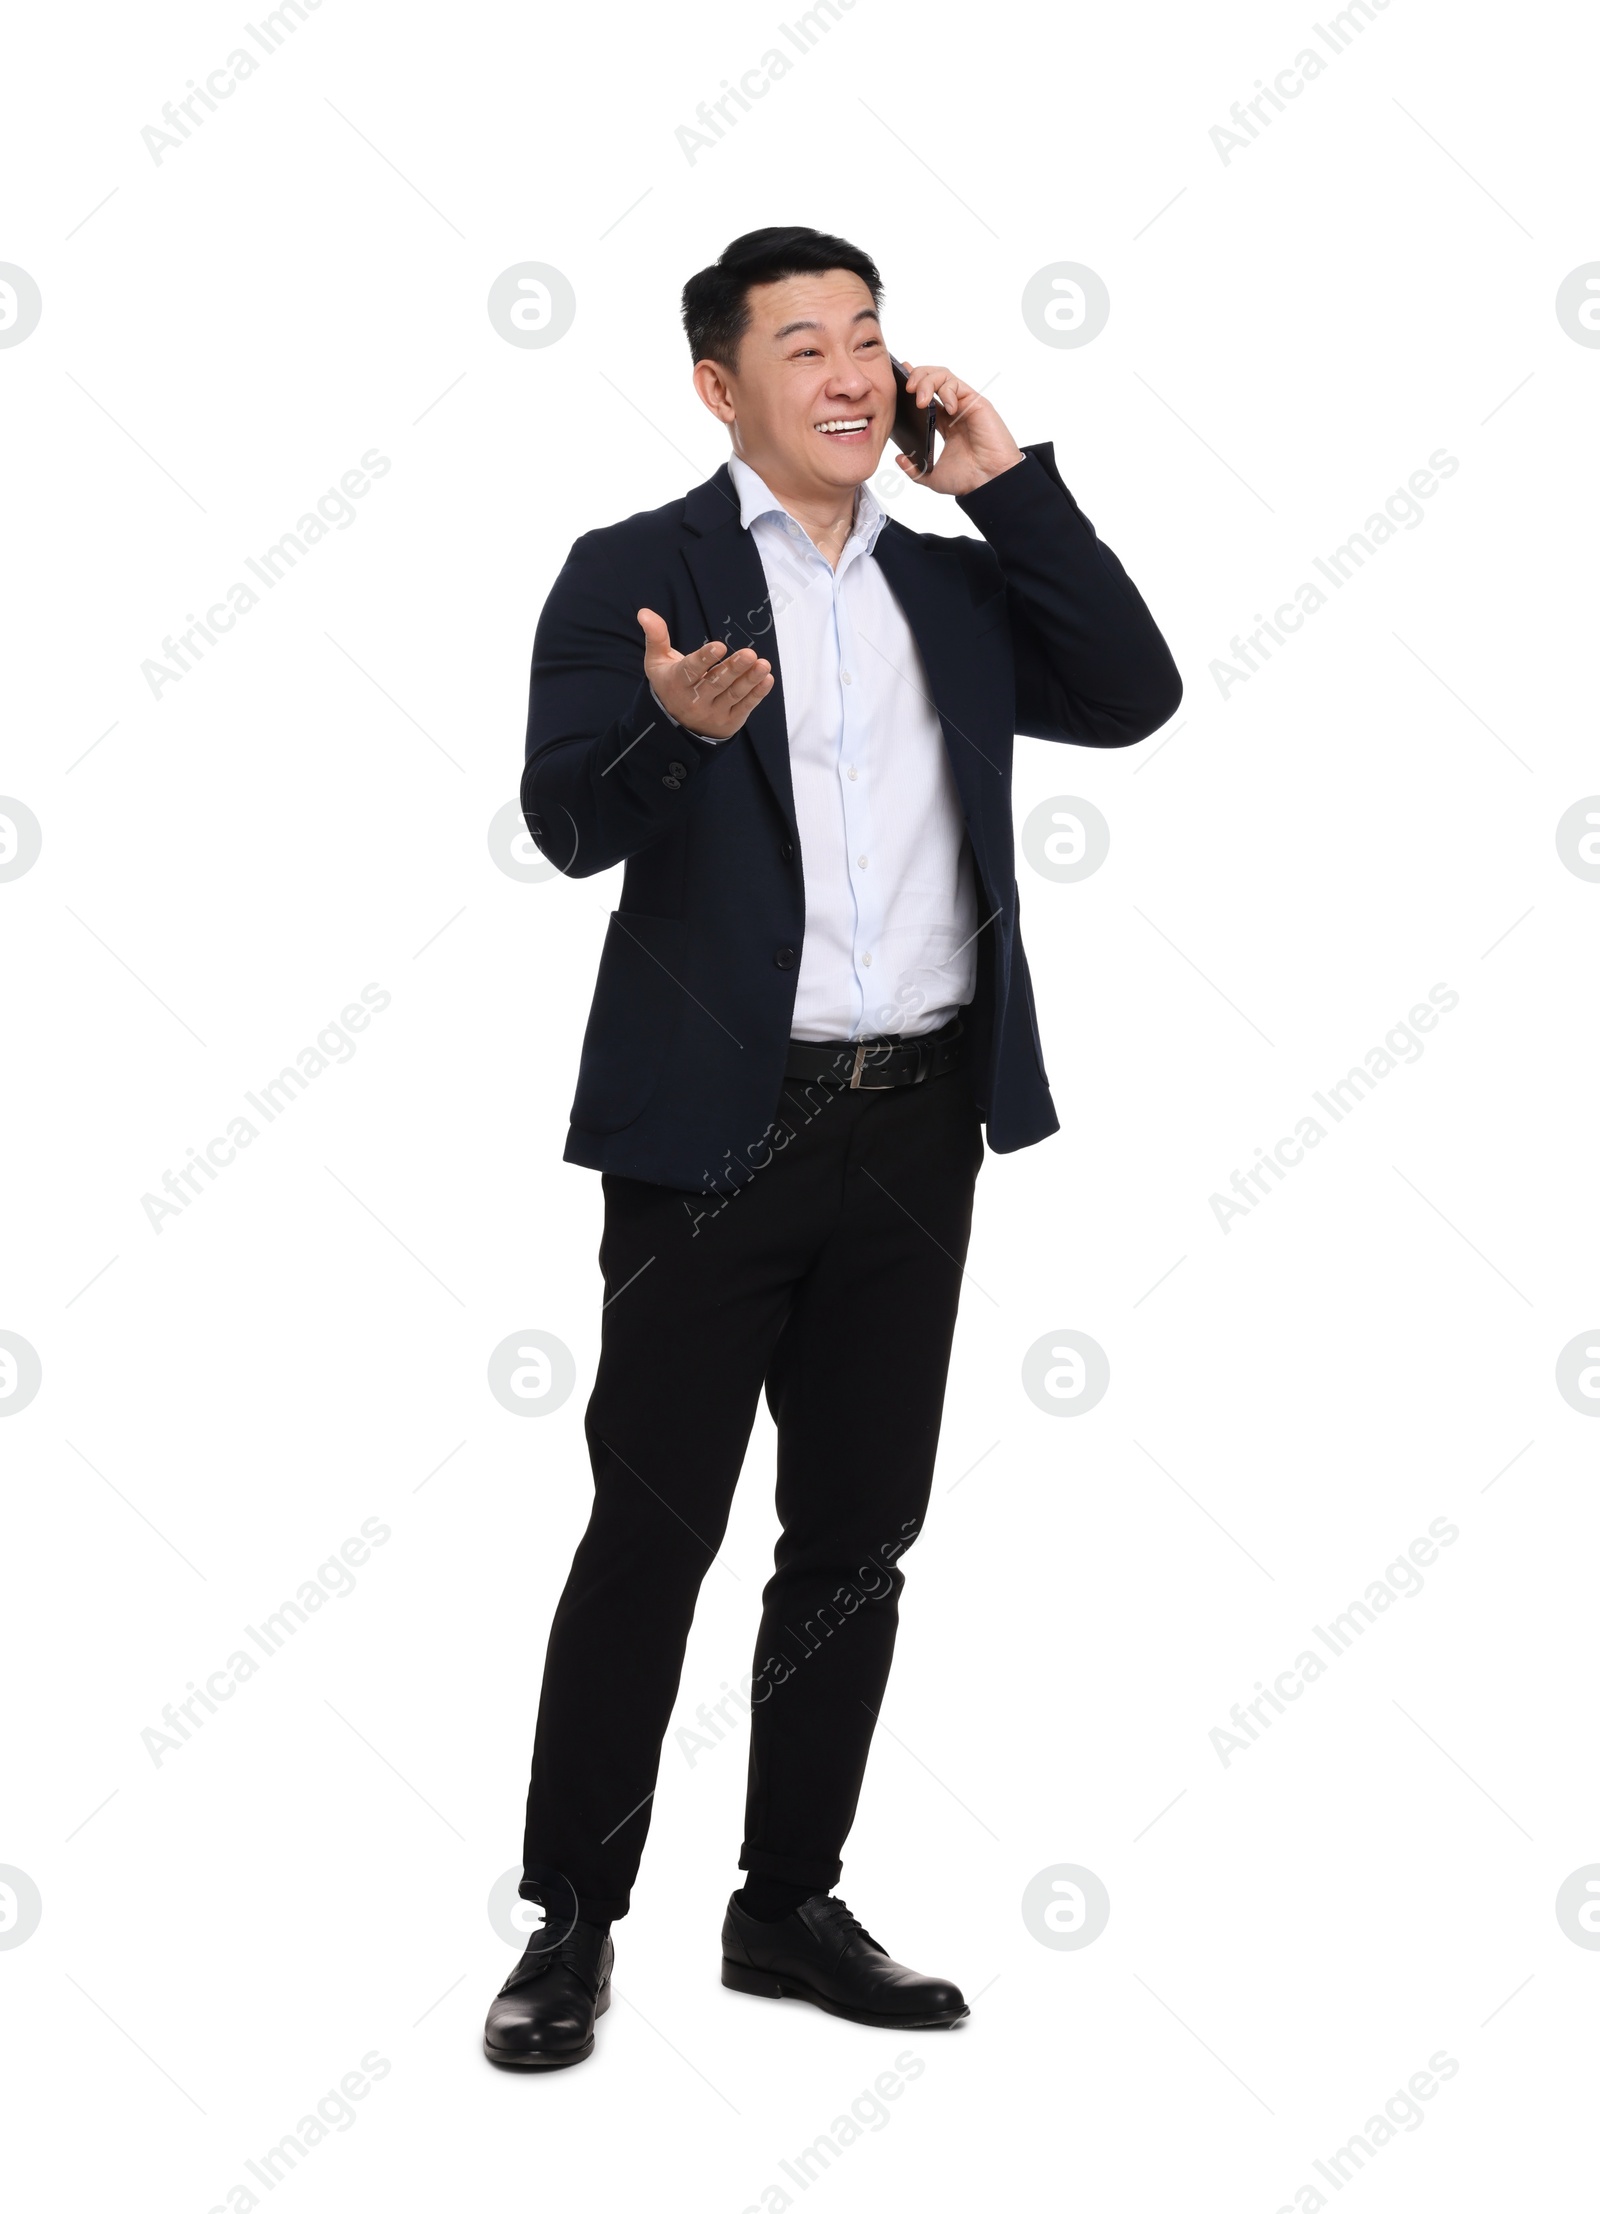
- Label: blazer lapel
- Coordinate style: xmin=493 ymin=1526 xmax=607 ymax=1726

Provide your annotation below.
xmin=870 ymin=518 xmax=1005 ymax=846
xmin=681 ymin=465 xmax=797 ymax=843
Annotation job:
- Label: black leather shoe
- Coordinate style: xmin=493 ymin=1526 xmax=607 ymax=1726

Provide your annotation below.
xmin=721 ymin=1893 xmax=968 ymax=2029
xmin=483 ymin=1919 xmax=613 ymax=2069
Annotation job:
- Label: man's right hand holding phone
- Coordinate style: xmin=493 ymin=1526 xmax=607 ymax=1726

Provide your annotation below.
xmin=637 ymin=609 xmax=773 ymax=742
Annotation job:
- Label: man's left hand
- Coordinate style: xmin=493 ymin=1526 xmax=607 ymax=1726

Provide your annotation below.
xmin=893 ymin=363 xmax=1025 ymax=496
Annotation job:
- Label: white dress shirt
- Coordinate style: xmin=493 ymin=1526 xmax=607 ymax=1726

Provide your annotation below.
xmin=660 ymin=455 xmax=977 ymax=1043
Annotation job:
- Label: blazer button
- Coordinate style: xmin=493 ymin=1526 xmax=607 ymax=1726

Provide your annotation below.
xmin=780 ymin=840 xmax=794 ymax=862
xmin=775 ymin=946 xmax=797 ymax=970
xmin=667 ymin=761 xmax=688 ymax=779
xmin=661 ymin=773 xmax=682 ymax=790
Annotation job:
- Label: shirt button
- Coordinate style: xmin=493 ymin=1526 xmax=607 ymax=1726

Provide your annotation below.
xmin=847 ymin=767 xmax=858 ymax=781
xmin=841 ymin=670 xmax=852 ymax=684
xmin=857 ymin=855 xmax=868 ymax=869
xmin=862 ymin=952 xmax=873 ymax=967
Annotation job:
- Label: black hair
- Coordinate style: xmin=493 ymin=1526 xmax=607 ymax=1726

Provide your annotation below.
xmin=681 ymin=226 xmax=883 ymax=370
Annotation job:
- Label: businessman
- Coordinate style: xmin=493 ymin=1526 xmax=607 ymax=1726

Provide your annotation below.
xmin=485 ymin=227 xmax=1182 ymax=2068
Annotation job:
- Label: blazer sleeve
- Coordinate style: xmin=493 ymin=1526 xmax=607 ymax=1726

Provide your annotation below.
xmin=954 ymin=442 xmax=1183 ymax=747
xmin=521 ymin=537 xmax=733 ymax=878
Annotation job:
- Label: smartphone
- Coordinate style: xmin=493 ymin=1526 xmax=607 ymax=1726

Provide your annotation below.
xmin=889 ymin=354 xmax=939 ymax=476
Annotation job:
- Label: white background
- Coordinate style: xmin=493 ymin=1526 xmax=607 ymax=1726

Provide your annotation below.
xmin=3 ymin=0 xmax=1598 ymax=2206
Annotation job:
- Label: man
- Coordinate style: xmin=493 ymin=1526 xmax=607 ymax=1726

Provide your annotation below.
xmin=485 ymin=226 xmax=1181 ymax=2069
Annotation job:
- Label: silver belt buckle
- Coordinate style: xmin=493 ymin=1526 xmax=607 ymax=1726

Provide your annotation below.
xmin=849 ymin=1041 xmax=895 ymax=1090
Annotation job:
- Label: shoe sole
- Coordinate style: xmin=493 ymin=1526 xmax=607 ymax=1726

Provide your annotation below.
xmin=483 ymin=1979 xmax=610 ymax=2069
xmin=720 ymin=1957 xmax=968 ymax=2029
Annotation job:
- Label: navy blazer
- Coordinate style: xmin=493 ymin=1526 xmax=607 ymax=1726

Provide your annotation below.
xmin=522 ymin=443 xmax=1181 ymax=1194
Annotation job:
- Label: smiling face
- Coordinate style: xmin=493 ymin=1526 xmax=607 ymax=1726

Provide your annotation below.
xmin=692 ymin=268 xmax=898 ymax=503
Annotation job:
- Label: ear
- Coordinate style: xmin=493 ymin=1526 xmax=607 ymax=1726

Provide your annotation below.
xmin=692 ymin=357 xmax=737 ymax=425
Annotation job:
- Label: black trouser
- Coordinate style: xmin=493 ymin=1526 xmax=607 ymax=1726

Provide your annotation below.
xmin=519 ymin=1055 xmax=985 ymax=1924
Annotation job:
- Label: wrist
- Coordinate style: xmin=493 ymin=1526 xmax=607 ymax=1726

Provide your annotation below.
xmin=968 ymin=444 xmax=1027 ymax=490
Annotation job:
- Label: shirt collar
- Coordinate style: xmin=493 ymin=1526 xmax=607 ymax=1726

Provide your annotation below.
xmin=726 ymin=453 xmax=887 ymax=561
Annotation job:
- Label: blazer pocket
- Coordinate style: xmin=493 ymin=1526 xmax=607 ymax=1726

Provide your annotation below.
xmin=969 ymin=588 xmax=1010 ymax=643
xmin=568 ymin=911 xmax=688 ymax=1134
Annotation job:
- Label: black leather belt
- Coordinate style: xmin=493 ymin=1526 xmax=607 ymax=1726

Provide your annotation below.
xmin=784 ymin=1016 xmax=966 ymax=1090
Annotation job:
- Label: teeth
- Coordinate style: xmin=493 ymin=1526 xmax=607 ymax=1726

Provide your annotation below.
xmin=817 ymin=419 xmax=868 ymax=433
